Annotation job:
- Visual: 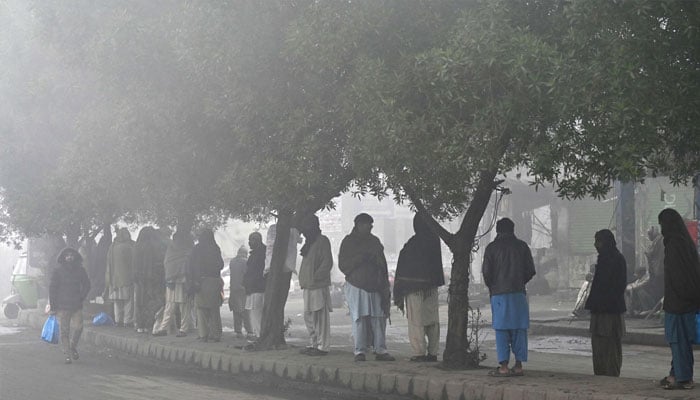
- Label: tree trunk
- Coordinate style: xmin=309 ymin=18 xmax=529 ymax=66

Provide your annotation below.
xmin=440 ymin=169 xmax=499 ymax=369
xmin=253 ymin=210 xmax=293 ymax=350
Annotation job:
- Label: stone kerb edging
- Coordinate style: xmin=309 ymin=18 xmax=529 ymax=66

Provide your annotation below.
xmin=17 ymin=309 xmax=671 ymax=400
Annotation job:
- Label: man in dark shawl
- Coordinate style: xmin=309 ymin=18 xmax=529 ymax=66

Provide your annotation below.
xmin=154 ymin=230 xmax=194 ymax=336
xmin=188 ymin=228 xmax=224 ymax=343
xmin=228 ymin=245 xmax=252 ymax=338
xmin=585 ymin=229 xmax=627 ymax=376
xmin=338 ymin=213 xmax=395 ymax=362
xmin=49 ymin=248 xmax=90 ymax=364
xmin=88 ymin=224 xmax=111 ymax=299
xmin=394 ymin=214 xmax=444 ymax=362
xmin=482 ymin=218 xmax=536 ymax=377
xmin=658 ymin=208 xmax=700 ymax=390
xmin=133 ymin=227 xmax=167 ymax=334
xmin=243 ymin=232 xmax=266 ymax=338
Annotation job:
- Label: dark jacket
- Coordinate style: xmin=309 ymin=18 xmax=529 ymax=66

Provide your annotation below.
xmin=338 ymin=229 xmax=389 ymax=293
xmin=188 ymin=231 xmax=224 ymax=293
xmin=49 ymin=251 xmax=91 ymax=312
xmin=663 ymin=233 xmax=700 ymax=314
xmin=585 ymin=247 xmax=627 ymax=314
xmin=243 ymin=244 xmax=266 ymax=294
xmin=482 ymin=232 xmax=536 ymax=296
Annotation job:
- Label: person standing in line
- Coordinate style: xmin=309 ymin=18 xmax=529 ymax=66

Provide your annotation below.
xmin=154 ymin=230 xmax=194 ymax=337
xmin=482 ymin=218 xmax=536 ymax=377
xmin=264 ymin=223 xmax=302 ymax=278
xmin=584 ymin=229 xmax=627 ymax=376
xmin=228 ymin=245 xmax=253 ymax=338
xmin=339 ymin=213 xmax=394 ymax=362
xmin=394 ymin=214 xmax=444 ymax=362
xmin=49 ymin=248 xmax=90 ymax=364
xmin=133 ymin=226 xmax=167 ymax=334
xmin=188 ymin=228 xmax=224 ymax=343
xmin=658 ymin=208 xmax=700 ymax=390
xmin=243 ymin=232 xmax=266 ymax=338
xmin=105 ymin=227 xmax=135 ymax=328
xmin=298 ymin=214 xmax=334 ymax=356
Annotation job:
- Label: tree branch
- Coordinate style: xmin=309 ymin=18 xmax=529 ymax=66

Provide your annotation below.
xmin=403 ymin=185 xmax=455 ymax=247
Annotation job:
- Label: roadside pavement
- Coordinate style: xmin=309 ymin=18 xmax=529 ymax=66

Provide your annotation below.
xmin=17 ymin=292 xmax=697 ymax=400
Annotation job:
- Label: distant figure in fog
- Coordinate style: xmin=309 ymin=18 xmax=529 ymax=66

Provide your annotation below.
xmin=188 ymin=229 xmax=224 ymax=343
xmin=394 ymin=214 xmax=444 ymax=362
xmin=105 ymin=227 xmax=135 ymax=327
xmin=298 ymin=214 xmax=334 ymax=356
xmin=49 ymin=248 xmax=90 ymax=364
xmin=243 ymin=232 xmax=266 ymax=338
xmin=339 ymin=213 xmax=394 ymax=362
xmin=482 ymin=218 xmax=535 ymax=377
xmin=228 ymin=245 xmax=252 ymax=338
xmin=88 ymin=224 xmax=111 ymax=299
xmin=133 ymin=226 xmax=167 ymax=334
xmin=585 ymin=229 xmax=627 ymax=377
xmin=154 ymin=230 xmax=194 ymax=337
xmin=657 ymin=208 xmax=700 ymax=390
xmin=264 ymin=223 xmax=302 ymax=277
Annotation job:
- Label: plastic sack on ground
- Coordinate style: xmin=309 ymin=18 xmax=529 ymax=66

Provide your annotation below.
xmin=41 ymin=315 xmax=59 ymax=344
xmin=92 ymin=312 xmax=114 ymax=326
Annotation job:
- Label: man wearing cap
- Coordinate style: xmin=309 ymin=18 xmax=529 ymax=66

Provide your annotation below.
xmin=482 ymin=217 xmax=536 ymax=377
xmin=298 ymin=214 xmax=334 ymax=356
xmin=339 ymin=213 xmax=395 ymax=362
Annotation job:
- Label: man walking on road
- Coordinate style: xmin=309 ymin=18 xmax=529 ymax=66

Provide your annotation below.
xmin=298 ymin=214 xmax=334 ymax=356
xmin=482 ymin=218 xmax=536 ymax=377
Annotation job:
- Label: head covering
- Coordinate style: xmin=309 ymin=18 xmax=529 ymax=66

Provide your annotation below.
xmin=354 ymin=213 xmax=374 ymax=225
xmin=197 ymin=228 xmax=216 ymax=246
xmin=57 ymin=247 xmax=83 ymax=266
xmin=299 ymin=214 xmax=322 ymax=257
xmin=594 ymin=229 xmax=617 ymax=254
xmin=237 ymin=246 xmax=248 ymax=257
xmin=116 ymin=227 xmax=132 ymax=242
xmin=496 ymin=218 xmax=515 ymax=234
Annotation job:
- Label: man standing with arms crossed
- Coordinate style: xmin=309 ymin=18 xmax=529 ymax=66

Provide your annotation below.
xmin=482 ymin=218 xmax=536 ymax=377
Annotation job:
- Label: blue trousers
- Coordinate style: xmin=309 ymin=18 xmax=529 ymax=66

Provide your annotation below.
xmin=665 ymin=312 xmax=696 ymax=382
xmin=352 ymin=316 xmax=388 ymax=355
xmin=495 ymin=329 xmax=528 ymax=364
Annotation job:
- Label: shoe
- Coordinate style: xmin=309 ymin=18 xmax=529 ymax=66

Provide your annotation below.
xmin=308 ymin=348 xmax=328 ymax=356
xmin=197 ymin=337 xmax=208 ymax=343
xmin=663 ymin=381 xmax=694 ymax=390
xmin=115 ymin=322 xmax=124 ymax=328
xmin=136 ymin=328 xmax=147 ymax=334
xmin=176 ymin=331 xmax=187 ymax=337
xmin=425 ymin=354 xmax=438 ymax=362
xmin=354 ymin=353 xmax=366 ymax=362
xmin=375 ymin=353 xmax=396 ymax=361
xmin=410 ymin=355 xmax=427 ymax=362
xmin=300 ymin=347 xmax=315 ymax=355
xmin=64 ymin=357 xmax=72 ymax=364
xmin=71 ymin=348 xmax=79 ymax=360
xmin=152 ymin=330 xmax=167 ymax=337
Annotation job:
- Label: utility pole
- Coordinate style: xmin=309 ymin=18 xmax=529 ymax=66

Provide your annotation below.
xmin=615 ymin=181 xmax=636 ymax=283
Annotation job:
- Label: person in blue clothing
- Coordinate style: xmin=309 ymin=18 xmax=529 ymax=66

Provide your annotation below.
xmin=482 ymin=218 xmax=536 ymax=377
xmin=584 ymin=229 xmax=627 ymax=377
xmin=657 ymin=208 xmax=700 ymax=390
xmin=49 ymin=247 xmax=91 ymax=364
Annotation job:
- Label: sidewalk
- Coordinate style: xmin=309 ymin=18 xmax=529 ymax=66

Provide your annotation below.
xmin=19 ymin=307 xmax=695 ymax=400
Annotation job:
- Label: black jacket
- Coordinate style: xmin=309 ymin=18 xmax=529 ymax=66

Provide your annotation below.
xmin=482 ymin=233 xmax=536 ymax=296
xmin=585 ymin=248 xmax=627 ymax=314
xmin=49 ymin=263 xmax=90 ymax=312
xmin=243 ymin=245 xmax=266 ymax=294
xmin=338 ymin=231 xmax=389 ymax=293
xmin=663 ymin=234 xmax=700 ymax=314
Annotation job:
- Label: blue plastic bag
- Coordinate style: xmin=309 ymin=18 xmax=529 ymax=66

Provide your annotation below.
xmin=41 ymin=315 xmax=59 ymax=344
xmin=92 ymin=312 xmax=114 ymax=326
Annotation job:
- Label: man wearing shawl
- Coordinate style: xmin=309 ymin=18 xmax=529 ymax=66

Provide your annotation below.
xmin=339 ymin=213 xmax=395 ymax=362
xmin=658 ymin=208 xmax=700 ymax=390
xmin=298 ymin=214 xmax=334 ymax=356
xmin=133 ymin=226 xmax=167 ymax=334
xmin=188 ymin=229 xmax=224 ymax=343
xmin=105 ymin=227 xmax=135 ymax=327
xmin=228 ymin=245 xmax=252 ymax=338
xmin=482 ymin=218 xmax=535 ymax=377
xmin=394 ymin=214 xmax=444 ymax=362
xmin=243 ymin=232 xmax=266 ymax=337
xmin=584 ymin=229 xmax=627 ymax=376
xmin=154 ymin=230 xmax=194 ymax=337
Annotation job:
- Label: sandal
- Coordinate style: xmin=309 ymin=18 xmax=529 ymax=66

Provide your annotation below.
xmin=509 ymin=367 xmax=524 ymax=377
xmin=488 ymin=368 xmax=512 ymax=377
xmin=662 ymin=381 xmax=694 ymax=390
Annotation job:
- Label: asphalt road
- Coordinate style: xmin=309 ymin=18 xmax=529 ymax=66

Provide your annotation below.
xmin=0 ymin=321 xmax=377 ymax=400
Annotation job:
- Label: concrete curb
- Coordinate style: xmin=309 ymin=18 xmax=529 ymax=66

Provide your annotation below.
xmin=19 ymin=310 xmax=677 ymax=400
